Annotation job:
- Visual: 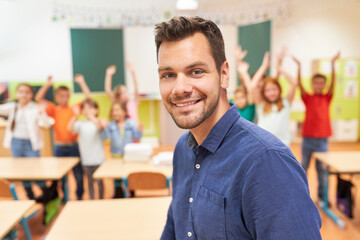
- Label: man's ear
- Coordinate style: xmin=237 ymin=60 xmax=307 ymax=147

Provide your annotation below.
xmin=220 ymin=61 xmax=230 ymax=89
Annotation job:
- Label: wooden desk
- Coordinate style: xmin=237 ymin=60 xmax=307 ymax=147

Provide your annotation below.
xmin=0 ymin=157 xmax=79 ymax=181
xmin=0 ymin=200 xmax=35 ymax=239
xmin=46 ymin=197 xmax=171 ymax=240
xmin=0 ymin=157 xmax=79 ymax=202
xmin=93 ymin=159 xmax=173 ymax=179
xmin=314 ymin=151 xmax=360 ymax=229
xmin=314 ymin=152 xmax=360 ymax=173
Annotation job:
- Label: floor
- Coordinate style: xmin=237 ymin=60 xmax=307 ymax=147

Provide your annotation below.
xmin=11 ymin=141 xmax=360 ymax=240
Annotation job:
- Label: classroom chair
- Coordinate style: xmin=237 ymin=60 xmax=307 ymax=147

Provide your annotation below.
xmin=0 ymin=180 xmax=42 ymax=240
xmin=123 ymin=172 xmax=171 ymax=198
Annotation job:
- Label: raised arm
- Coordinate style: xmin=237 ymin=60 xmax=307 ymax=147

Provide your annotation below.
xmin=234 ymin=45 xmax=248 ymax=63
xmin=237 ymin=62 xmax=254 ymax=104
xmin=274 ymin=46 xmax=287 ymax=80
xmin=328 ymin=51 xmax=341 ymax=97
xmin=67 ymin=106 xmax=80 ymax=133
xmin=278 ymin=67 xmax=298 ymax=104
xmin=126 ymin=62 xmax=140 ymax=101
xmin=35 ymin=76 xmax=53 ymax=102
xmin=74 ymin=74 xmax=91 ymax=99
xmin=105 ymin=65 xmax=116 ymax=102
xmin=252 ymin=51 xmax=271 ymax=105
xmin=291 ymin=56 xmax=306 ymax=98
xmin=0 ymin=83 xmax=6 ymax=96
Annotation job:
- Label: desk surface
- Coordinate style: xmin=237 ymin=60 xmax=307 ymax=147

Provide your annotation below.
xmin=0 ymin=200 xmax=35 ymax=239
xmin=93 ymin=159 xmax=173 ymax=179
xmin=46 ymin=197 xmax=171 ymax=240
xmin=314 ymin=151 xmax=360 ymax=173
xmin=0 ymin=157 xmax=79 ymax=180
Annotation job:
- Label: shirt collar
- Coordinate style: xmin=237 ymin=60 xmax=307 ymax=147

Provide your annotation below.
xmin=186 ymin=103 xmax=240 ymax=153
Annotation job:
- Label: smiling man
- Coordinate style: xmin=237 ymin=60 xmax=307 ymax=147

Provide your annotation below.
xmin=155 ymin=16 xmax=322 ymax=240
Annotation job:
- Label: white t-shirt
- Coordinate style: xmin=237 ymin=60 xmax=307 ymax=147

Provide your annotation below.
xmin=256 ymin=99 xmax=291 ymax=146
xmin=73 ymin=120 xmax=105 ymax=166
xmin=13 ymin=107 xmax=30 ymax=139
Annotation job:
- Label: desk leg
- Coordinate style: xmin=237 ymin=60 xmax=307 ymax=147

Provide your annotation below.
xmin=62 ymin=175 xmax=69 ymax=203
xmin=319 ymin=166 xmax=346 ymax=229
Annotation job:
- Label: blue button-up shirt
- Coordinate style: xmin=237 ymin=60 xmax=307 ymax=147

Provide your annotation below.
xmin=161 ymin=103 xmax=321 ymax=240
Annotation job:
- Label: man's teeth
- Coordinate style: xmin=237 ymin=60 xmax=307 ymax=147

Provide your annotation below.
xmin=176 ymin=101 xmax=197 ymax=107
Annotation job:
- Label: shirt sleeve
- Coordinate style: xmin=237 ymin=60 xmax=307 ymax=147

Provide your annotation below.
xmin=129 ymin=120 xmax=143 ymax=140
xmin=72 ymin=121 xmax=81 ymax=134
xmin=160 ymin=200 xmax=176 ymax=240
xmin=242 ymin=149 xmax=322 ymax=240
xmin=0 ymin=102 xmax=15 ymax=116
xmin=46 ymin=101 xmax=56 ymax=117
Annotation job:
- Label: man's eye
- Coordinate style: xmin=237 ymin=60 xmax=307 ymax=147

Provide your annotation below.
xmin=162 ymin=73 xmax=175 ymax=79
xmin=192 ymin=69 xmax=204 ymax=75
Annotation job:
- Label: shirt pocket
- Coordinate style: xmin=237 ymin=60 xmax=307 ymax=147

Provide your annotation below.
xmin=192 ymin=185 xmax=226 ymax=240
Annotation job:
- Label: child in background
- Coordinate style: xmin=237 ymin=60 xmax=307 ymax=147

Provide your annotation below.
xmin=68 ymin=98 xmax=106 ymax=200
xmin=0 ymin=83 xmax=53 ymax=199
xmin=104 ymin=62 xmax=140 ymax=123
xmin=102 ymin=101 xmax=143 ymax=198
xmin=232 ymin=46 xmax=256 ymax=122
xmin=251 ymin=49 xmax=297 ymax=146
xmin=35 ymin=74 xmax=91 ymax=200
xmin=292 ymin=52 xmax=340 ymax=202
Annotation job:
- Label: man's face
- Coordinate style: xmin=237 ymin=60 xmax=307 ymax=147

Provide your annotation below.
xmin=158 ymin=32 xmax=227 ymax=130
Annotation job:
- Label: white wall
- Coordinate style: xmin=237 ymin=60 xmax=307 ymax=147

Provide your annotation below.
xmin=1 ymin=0 xmax=360 ymax=90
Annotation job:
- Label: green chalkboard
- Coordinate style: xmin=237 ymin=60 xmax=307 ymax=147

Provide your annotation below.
xmin=70 ymin=29 xmax=125 ymax=93
xmin=238 ymin=21 xmax=271 ymax=84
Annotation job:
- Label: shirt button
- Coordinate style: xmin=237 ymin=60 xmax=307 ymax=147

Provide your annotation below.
xmin=189 ymin=197 xmax=193 ymax=203
xmin=188 ymin=232 xmax=192 ymax=237
xmin=195 ymin=164 xmax=200 ymax=169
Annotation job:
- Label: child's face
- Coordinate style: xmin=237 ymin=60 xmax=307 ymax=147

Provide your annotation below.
xmin=312 ymin=77 xmax=326 ymax=94
xmin=111 ymin=104 xmax=126 ymax=122
xmin=82 ymin=103 xmax=98 ymax=118
xmin=16 ymin=85 xmax=33 ymax=105
xmin=115 ymin=87 xmax=130 ymax=102
xmin=263 ymin=82 xmax=280 ymax=103
xmin=234 ymin=91 xmax=247 ymax=109
xmin=55 ymin=90 xmax=70 ymax=107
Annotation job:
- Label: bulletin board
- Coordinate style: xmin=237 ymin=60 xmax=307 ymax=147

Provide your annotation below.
xmin=70 ymin=29 xmax=125 ymax=93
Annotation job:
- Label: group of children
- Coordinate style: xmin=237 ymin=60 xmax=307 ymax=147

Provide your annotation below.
xmin=233 ymin=45 xmax=340 ymax=201
xmin=0 ymin=62 xmax=142 ymax=200
xmin=0 ymin=48 xmax=340 ymax=202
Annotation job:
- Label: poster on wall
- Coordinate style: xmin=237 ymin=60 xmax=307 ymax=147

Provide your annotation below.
xmin=344 ymin=80 xmax=358 ymax=99
xmin=345 ymin=61 xmax=358 ymax=78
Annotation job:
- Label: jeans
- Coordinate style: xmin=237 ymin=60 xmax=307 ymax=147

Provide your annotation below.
xmin=83 ymin=165 xmax=104 ymax=200
xmin=54 ymin=143 xmax=84 ymax=200
xmin=11 ymin=138 xmax=45 ymax=200
xmin=301 ymin=137 xmax=328 ymax=200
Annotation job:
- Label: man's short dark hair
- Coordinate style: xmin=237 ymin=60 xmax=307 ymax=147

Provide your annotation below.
xmin=155 ymin=16 xmax=226 ymax=74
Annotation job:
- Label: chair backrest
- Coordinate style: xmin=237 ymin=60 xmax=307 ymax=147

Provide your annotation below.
xmin=127 ymin=172 xmax=167 ymax=191
xmin=0 ymin=179 xmax=13 ymax=200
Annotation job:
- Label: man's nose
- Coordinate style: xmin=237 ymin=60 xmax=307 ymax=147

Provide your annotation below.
xmin=172 ymin=73 xmax=193 ymax=95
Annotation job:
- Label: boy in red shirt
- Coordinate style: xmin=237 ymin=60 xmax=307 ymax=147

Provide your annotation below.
xmin=292 ymin=52 xmax=340 ymax=202
xmin=35 ymin=75 xmax=91 ymax=200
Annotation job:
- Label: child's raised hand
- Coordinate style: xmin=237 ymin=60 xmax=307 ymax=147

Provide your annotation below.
xmin=72 ymin=105 xmax=80 ymax=117
xmin=74 ymin=74 xmax=85 ymax=84
xmin=234 ymin=46 xmax=248 ymax=62
xmin=137 ymin=123 xmax=144 ymax=132
xmin=45 ymin=76 xmax=54 ymax=87
xmin=291 ymin=55 xmax=301 ymax=66
xmin=106 ymin=65 xmax=117 ymax=76
xmin=237 ymin=62 xmax=249 ymax=74
xmin=126 ymin=62 xmax=135 ymax=73
xmin=332 ymin=51 xmax=341 ymax=63
xmin=262 ymin=51 xmax=271 ymax=69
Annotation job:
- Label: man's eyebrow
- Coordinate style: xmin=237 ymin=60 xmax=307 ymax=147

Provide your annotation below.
xmin=158 ymin=62 xmax=209 ymax=72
